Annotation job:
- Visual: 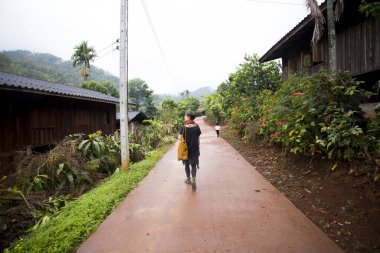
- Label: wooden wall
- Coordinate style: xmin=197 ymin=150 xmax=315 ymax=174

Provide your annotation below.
xmin=336 ymin=17 xmax=380 ymax=76
xmin=283 ymin=12 xmax=380 ymax=81
xmin=0 ymin=90 xmax=116 ymax=153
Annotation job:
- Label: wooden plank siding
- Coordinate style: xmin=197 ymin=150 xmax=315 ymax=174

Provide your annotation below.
xmin=283 ymin=16 xmax=380 ymax=79
xmin=0 ymin=90 xmax=116 ymax=153
xmin=335 ymin=17 xmax=380 ymax=76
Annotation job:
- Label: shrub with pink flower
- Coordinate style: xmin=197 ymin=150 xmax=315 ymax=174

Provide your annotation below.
xmin=276 ymin=121 xmax=285 ymax=125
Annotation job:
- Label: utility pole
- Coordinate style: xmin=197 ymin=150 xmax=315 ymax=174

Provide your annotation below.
xmin=119 ymin=0 xmax=129 ymax=169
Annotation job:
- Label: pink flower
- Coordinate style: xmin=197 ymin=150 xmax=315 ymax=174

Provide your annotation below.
xmin=291 ymin=92 xmax=302 ymax=97
xmin=270 ymin=132 xmax=281 ymax=138
xmin=276 ymin=121 xmax=285 ymax=125
xmin=260 ymin=123 xmax=266 ymax=127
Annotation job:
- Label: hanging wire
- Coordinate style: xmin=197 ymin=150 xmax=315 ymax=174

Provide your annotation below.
xmin=140 ymin=0 xmax=175 ymax=86
xmin=59 ymin=40 xmax=119 ymax=81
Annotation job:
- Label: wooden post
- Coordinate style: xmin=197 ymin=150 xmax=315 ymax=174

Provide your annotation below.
xmin=120 ymin=0 xmax=129 ymax=169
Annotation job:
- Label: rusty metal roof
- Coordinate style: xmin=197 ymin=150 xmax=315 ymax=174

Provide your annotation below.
xmin=0 ymin=71 xmax=119 ymax=103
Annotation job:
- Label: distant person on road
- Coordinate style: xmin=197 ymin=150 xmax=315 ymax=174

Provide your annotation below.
xmin=179 ymin=111 xmax=201 ymax=191
xmin=215 ymin=122 xmax=221 ymax=137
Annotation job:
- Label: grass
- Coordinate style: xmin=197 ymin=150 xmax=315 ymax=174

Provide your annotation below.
xmin=5 ymin=145 xmax=173 ymax=253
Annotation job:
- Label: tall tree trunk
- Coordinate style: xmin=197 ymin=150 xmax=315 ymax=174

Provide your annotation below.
xmin=327 ymin=0 xmax=337 ymax=71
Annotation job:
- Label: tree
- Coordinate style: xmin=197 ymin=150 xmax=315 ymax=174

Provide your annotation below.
xmin=182 ymin=97 xmax=200 ymax=112
xmin=202 ymin=93 xmax=224 ymax=123
xmin=71 ymin=41 xmax=96 ymax=80
xmin=305 ymin=0 xmax=344 ymax=71
xmin=158 ymin=98 xmax=181 ymax=132
xmin=81 ymin=81 xmax=119 ymax=97
xmin=145 ymin=95 xmax=158 ymax=117
xmin=128 ymin=78 xmax=156 ymax=113
xmin=180 ymin=90 xmax=190 ymax=99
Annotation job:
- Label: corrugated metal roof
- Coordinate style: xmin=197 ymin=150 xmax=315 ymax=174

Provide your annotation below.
xmin=116 ymin=111 xmax=148 ymax=123
xmin=0 ymin=71 xmax=118 ymax=103
xmin=260 ymin=1 xmax=327 ymax=62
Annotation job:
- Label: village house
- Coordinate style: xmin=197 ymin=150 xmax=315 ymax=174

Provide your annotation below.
xmin=260 ymin=0 xmax=380 ymax=97
xmin=116 ymin=111 xmax=148 ymax=137
xmin=0 ymin=71 xmax=118 ymax=174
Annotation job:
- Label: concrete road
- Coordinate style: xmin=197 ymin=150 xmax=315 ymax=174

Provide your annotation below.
xmin=77 ymin=117 xmax=343 ymax=253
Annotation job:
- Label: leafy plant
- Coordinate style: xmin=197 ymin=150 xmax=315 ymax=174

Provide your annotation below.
xmin=78 ymin=131 xmax=107 ymax=159
xmin=29 ymin=195 xmax=71 ymax=232
xmin=27 ymin=175 xmax=50 ymax=193
xmin=129 ymin=143 xmax=146 ymax=163
xmin=141 ymin=120 xmax=164 ymax=150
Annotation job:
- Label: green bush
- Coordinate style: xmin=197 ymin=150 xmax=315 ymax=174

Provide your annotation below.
xmin=4 ymin=145 xmax=173 ymax=253
xmin=258 ymin=71 xmax=373 ymax=161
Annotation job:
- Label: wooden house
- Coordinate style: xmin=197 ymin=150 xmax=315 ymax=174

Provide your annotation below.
xmin=0 ymin=71 xmax=118 ymax=173
xmin=260 ymin=0 xmax=380 ymax=93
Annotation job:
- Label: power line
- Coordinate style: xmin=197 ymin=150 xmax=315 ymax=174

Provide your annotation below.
xmin=58 ymin=40 xmax=118 ymax=79
xmin=247 ymin=0 xmax=304 ymax=6
xmin=95 ymin=48 xmax=118 ymax=62
xmin=96 ymin=39 xmax=119 ymax=54
xmin=60 ymin=49 xmax=116 ymax=80
xmin=59 ymin=42 xmax=119 ymax=81
xmin=140 ymin=0 xmax=175 ymax=85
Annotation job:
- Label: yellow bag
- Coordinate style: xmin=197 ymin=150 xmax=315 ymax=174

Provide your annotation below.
xmin=177 ymin=126 xmax=188 ymax=161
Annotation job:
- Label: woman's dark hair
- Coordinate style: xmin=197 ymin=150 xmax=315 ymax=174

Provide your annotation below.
xmin=185 ymin=110 xmax=196 ymax=120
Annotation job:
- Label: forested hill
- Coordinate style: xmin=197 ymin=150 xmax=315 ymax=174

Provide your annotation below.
xmin=154 ymin=87 xmax=214 ymax=103
xmin=0 ymin=50 xmax=119 ymax=87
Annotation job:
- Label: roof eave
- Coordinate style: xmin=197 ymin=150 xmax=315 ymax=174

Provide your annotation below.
xmin=260 ymin=2 xmax=327 ymax=63
xmin=0 ymin=85 xmax=118 ymax=104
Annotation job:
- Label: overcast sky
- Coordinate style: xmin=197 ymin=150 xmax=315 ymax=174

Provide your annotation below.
xmin=0 ymin=0 xmax=321 ymax=94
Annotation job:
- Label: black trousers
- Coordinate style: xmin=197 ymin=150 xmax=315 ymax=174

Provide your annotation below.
xmin=184 ymin=160 xmax=197 ymax=178
xmin=216 ymin=130 xmax=220 ymax=137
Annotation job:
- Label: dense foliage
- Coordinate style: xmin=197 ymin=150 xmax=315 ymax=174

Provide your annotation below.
xmin=128 ymin=78 xmax=157 ymax=116
xmin=359 ymin=0 xmax=380 ymax=19
xmin=80 ymin=80 xmax=119 ymax=97
xmin=204 ymin=53 xmax=379 ymax=179
xmin=258 ymin=72 xmax=373 ymax=161
xmin=4 ymin=146 xmax=171 ymax=253
xmin=0 ymin=50 xmax=119 ymax=86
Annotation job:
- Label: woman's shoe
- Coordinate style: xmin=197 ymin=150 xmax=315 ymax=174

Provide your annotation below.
xmin=184 ymin=178 xmax=191 ymax=184
xmin=191 ymin=178 xmax=197 ymax=191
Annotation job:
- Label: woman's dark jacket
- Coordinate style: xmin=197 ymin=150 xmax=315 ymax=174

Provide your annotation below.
xmin=180 ymin=124 xmax=201 ymax=166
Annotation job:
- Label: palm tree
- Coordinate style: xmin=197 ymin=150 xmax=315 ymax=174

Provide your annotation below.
xmin=71 ymin=41 xmax=96 ymax=80
xmin=180 ymin=90 xmax=190 ymax=99
xmin=305 ymin=0 xmax=344 ymax=71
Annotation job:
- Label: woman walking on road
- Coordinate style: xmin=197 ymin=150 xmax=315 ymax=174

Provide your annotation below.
xmin=179 ymin=111 xmax=201 ymax=191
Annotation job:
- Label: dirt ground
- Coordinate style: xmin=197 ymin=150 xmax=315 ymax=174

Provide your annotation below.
xmin=212 ymin=123 xmax=379 ymax=253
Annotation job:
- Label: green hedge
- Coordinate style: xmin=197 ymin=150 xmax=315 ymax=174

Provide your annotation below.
xmin=5 ymin=145 xmax=173 ymax=253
